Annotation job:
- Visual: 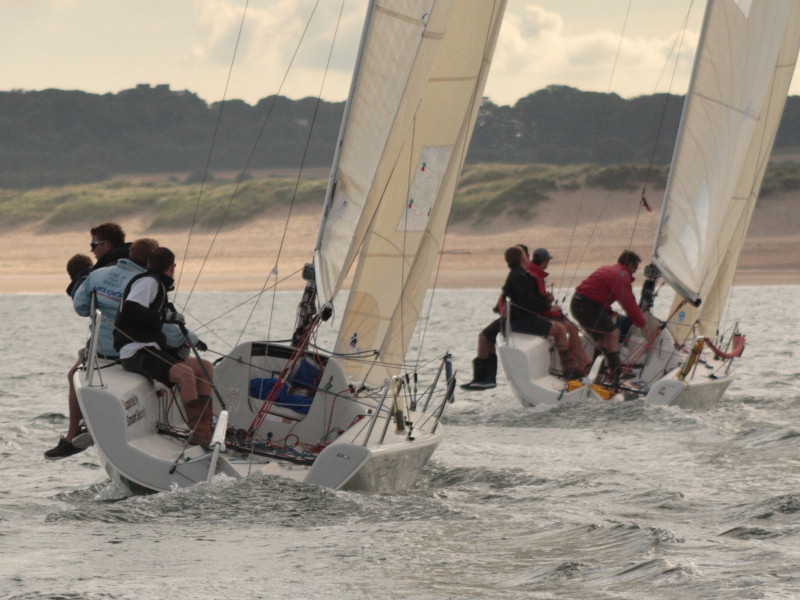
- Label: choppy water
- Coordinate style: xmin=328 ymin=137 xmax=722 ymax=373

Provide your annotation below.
xmin=1 ymin=287 xmax=799 ymax=599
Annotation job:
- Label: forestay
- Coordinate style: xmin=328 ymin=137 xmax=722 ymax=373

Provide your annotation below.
xmin=314 ymin=0 xmax=455 ymax=306
xmin=652 ymin=0 xmax=800 ymax=339
xmin=315 ymin=0 xmax=507 ymax=384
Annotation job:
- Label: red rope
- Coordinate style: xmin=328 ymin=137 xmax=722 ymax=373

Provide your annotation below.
xmin=247 ymin=315 xmax=321 ymax=436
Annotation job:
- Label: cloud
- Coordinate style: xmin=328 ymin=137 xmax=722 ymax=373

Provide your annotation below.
xmin=187 ymin=0 xmax=366 ymax=102
xmin=486 ymin=5 xmax=698 ymax=105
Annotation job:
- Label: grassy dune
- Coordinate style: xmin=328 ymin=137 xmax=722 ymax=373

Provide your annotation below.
xmin=3 ymin=161 xmax=799 ymax=232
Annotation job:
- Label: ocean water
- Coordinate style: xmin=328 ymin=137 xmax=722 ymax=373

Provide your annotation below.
xmin=1 ymin=287 xmax=800 ymax=599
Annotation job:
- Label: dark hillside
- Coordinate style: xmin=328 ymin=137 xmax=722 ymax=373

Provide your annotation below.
xmin=2 ymin=84 xmax=799 ymax=189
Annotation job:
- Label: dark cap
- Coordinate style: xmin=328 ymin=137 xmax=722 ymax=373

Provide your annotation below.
xmin=532 ymin=247 xmax=552 ymax=264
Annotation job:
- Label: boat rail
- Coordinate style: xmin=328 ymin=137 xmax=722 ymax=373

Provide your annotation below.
xmin=85 ymin=308 xmax=102 ymax=387
xmin=362 ymin=379 xmax=393 ymax=446
xmin=361 ymin=354 xmax=456 ymax=445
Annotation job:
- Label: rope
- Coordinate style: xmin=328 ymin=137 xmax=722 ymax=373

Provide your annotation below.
xmin=178 ymin=1 xmax=324 ymax=305
xmin=246 ymin=309 xmax=324 ymax=436
xmin=239 ymin=0 xmax=348 ymax=349
xmin=558 ymin=1 xmax=696 ymax=300
xmin=174 ymin=0 xmax=253 ymax=300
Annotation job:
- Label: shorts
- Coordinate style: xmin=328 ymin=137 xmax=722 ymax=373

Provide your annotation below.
xmin=481 ymin=317 xmax=505 ymax=344
xmin=509 ymin=313 xmax=552 ymax=337
xmin=571 ymin=293 xmax=616 ymax=339
xmin=121 ymin=347 xmax=181 ymax=386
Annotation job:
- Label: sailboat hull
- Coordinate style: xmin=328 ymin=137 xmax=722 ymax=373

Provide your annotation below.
xmin=74 ymin=344 xmax=446 ymax=494
xmin=499 ymin=332 xmax=734 ymax=410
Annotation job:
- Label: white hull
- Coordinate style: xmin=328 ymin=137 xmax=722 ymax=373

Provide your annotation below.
xmin=75 ymin=342 xmax=446 ymax=494
xmin=499 ymin=328 xmax=735 ymax=410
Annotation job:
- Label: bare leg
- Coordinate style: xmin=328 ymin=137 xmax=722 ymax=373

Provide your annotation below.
xmin=551 ymin=321 xmax=582 ymax=376
xmin=564 ymin=320 xmax=591 ymax=369
xmin=181 ymin=357 xmax=213 ymax=396
xmin=605 ymin=329 xmax=620 ymax=353
xmin=169 ymin=361 xmax=198 ymax=403
xmin=477 ymin=332 xmax=494 ymax=359
xmin=172 ymin=358 xmax=215 ymax=449
xmin=549 ymin=321 xmax=569 ymax=352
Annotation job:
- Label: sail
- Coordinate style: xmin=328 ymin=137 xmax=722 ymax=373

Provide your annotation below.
xmin=314 ymin=0 xmax=456 ymax=306
xmin=653 ymin=0 xmax=800 ymax=338
xmin=330 ymin=0 xmax=507 ymax=384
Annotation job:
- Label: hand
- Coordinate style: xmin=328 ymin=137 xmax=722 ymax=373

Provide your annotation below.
xmin=164 ymin=309 xmax=185 ymax=324
xmin=195 ymin=340 xmax=208 ymax=351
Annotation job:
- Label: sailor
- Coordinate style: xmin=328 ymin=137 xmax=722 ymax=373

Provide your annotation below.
xmin=65 ymin=254 xmax=93 ymax=298
xmin=501 ymin=245 xmax=580 ymax=376
xmin=570 ymin=249 xmax=650 ymax=381
xmin=461 ymin=244 xmax=530 ymax=391
xmin=114 ymin=247 xmax=215 ymax=449
xmin=45 ymin=238 xmax=206 ymax=460
xmin=44 ymin=223 xmax=131 ymax=460
xmin=527 ymin=247 xmax=591 ymax=374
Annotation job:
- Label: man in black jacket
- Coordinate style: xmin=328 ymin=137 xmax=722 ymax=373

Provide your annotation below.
xmin=501 ymin=245 xmax=581 ymax=377
xmin=114 ymin=247 xmax=215 ymax=449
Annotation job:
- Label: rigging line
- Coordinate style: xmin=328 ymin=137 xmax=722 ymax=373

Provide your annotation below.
xmin=175 ymin=0 xmax=251 ymax=303
xmin=650 ymin=0 xmax=696 ymax=96
xmin=606 ymin=0 xmax=633 ymax=92
xmin=177 ymin=0 xmax=323 ymax=315
xmin=628 ymin=0 xmax=694 ymax=253
xmin=561 ymin=1 xmax=694 ymax=299
xmin=235 ymin=0 xmax=347 ymax=349
xmin=417 ymin=0 xmax=504 ymax=370
xmin=183 ymin=265 xmax=304 ymax=335
xmin=562 ymin=188 xmax=614 ymax=298
xmin=557 ymin=0 xmax=633 ymax=294
xmin=398 ymin=112 xmax=415 ymax=379
xmin=334 ymin=151 xmax=415 ymax=390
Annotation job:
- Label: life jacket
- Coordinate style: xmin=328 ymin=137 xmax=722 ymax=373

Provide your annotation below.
xmin=113 ymin=270 xmax=173 ymax=351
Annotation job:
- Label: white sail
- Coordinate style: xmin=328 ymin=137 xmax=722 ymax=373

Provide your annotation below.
xmin=653 ymin=0 xmax=800 ymax=338
xmin=330 ymin=0 xmax=507 ymax=384
xmin=314 ymin=0 xmax=455 ymax=306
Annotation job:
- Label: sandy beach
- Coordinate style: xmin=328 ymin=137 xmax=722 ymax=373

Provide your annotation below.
xmin=3 ymin=189 xmax=800 ymax=294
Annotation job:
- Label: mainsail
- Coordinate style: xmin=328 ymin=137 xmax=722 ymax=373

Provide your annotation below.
xmin=314 ymin=0 xmax=507 ymax=383
xmin=653 ymin=0 xmax=800 ymax=339
xmin=314 ymin=0 xmax=456 ymax=306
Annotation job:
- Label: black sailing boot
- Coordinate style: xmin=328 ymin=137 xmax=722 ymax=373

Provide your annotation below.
xmin=460 ymin=356 xmax=497 ymax=390
xmin=484 ymin=353 xmax=497 ymax=387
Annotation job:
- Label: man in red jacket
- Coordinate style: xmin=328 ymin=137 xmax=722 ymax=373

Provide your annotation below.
xmin=528 ymin=247 xmax=591 ymax=374
xmin=570 ymin=250 xmax=650 ymax=380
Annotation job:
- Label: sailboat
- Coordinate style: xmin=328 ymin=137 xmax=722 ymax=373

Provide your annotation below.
xmin=499 ymin=0 xmax=800 ymax=410
xmin=73 ymin=0 xmax=508 ymax=494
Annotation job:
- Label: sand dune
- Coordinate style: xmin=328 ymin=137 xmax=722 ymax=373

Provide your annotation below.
xmin=3 ymin=189 xmax=799 ymax=294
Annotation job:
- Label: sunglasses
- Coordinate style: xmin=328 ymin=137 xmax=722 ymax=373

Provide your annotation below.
xmin=90 ymin=240 xmax=108 ymax=249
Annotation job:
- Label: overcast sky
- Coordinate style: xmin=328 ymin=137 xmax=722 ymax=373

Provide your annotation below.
xmin=3 ymin=0 xmax=774 ymax=106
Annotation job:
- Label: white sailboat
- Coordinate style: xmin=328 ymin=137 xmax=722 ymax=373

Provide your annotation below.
xmin=500 ymin=0 xmax=800 ymax=410
xmin=74 ymin=0 xmax=508 ymax=494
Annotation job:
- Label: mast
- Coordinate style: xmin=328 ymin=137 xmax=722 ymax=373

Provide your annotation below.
xmin=332 ymin=0 xmax=508 ymax=384
xmin=292 ymin=0 xmax=376 ymax=346
xmin=314 ymin=0 xmax=377 ymax=262
xmin=650 ymin=0 xmax=716 ymax=305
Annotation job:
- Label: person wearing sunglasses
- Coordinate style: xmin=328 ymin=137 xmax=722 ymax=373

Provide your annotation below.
xmin=44 ymin=223 xmax=130 ymax=460
xmin=88 ymin=222 xmax=129 ymax=270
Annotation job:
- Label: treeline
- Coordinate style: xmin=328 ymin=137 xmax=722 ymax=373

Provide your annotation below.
xmin=3 ymin=84 xmax=800 ymax=189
